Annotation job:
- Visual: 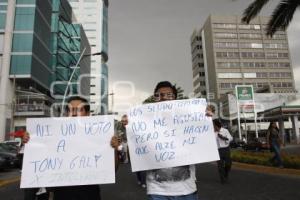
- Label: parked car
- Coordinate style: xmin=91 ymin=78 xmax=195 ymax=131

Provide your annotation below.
xmin=243 ymin=138 xmax=269 ymax=151
xmin=230 ymin=138 xmax=246 ymax=149
xmin=0 ymin=143 xmax=20 ymax=170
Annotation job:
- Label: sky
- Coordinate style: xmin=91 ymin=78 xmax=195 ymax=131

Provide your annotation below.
xmin=107 ymin=0 xmax=300 ymax=115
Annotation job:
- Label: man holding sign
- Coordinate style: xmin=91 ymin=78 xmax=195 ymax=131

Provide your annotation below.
xmin=22 ymin=96 xmax=120 ymax=200
xmin=127 ymin=81 xmax=219 ymax=200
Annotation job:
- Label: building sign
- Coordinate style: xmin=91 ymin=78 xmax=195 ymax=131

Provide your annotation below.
xmin=236 ymin=85 xmax=254 ymax=102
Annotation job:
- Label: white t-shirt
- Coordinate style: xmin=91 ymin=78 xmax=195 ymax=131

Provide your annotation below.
xmin=215 ymin=127 xmax=233 ymax=149
xmin=146 ymin=165 xmax=197 ymax=196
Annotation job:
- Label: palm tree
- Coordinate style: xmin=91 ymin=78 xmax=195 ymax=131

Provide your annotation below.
xmin=241 ymin=0 xmax=300 ymax=36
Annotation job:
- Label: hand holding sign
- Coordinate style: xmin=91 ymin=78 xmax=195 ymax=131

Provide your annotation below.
xmin=21 ymin=115 xmax=115 ymax=188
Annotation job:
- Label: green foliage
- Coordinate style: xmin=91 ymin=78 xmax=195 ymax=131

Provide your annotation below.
xmin=242 ymin=0 xmax=300 ymax=36
xmin=231 ymin=150 xmax=300 ymax=169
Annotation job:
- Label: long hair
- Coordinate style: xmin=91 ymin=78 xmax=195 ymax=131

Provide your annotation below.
xmin=268 ymin=122 xmax=279 ymax=132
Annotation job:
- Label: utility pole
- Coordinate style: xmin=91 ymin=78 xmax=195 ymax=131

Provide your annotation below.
xmin=109 ymin=91 xmax=115 ymax=113
xmin=10 ymin=75 xmax=16 ymax=135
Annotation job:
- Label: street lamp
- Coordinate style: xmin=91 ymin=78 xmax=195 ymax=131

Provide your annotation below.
xmin=60 ymin=48 xmax=107 ymax=116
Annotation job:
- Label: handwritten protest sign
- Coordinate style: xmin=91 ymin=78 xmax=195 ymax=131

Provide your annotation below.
xmin=20 ymin=116 xmax=115 ymax=188
xmin=127 ymin=98 xmax=219 ymax=172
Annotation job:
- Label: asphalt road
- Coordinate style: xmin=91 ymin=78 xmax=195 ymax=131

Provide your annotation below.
xmin=1 ymin=163 xmax=300 ymax=200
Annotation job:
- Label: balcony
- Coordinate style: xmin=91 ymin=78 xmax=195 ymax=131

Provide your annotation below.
xmin=14 ymin=90 xmax=53 ymax=117
xmin=14 ymin=104 xmax=50 ymax=117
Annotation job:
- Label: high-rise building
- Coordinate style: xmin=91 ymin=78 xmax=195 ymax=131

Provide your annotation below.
xmin=0 ymin=0 xmax=90 ymax=141
xmin=191 ymin=15 xmax=296 ymax=100
xmin=68 ymin=0 xmax=109 ymax=115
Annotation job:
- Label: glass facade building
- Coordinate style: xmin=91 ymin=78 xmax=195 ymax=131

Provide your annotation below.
xmin=0 ymin=0 xmax=91 ymax=141
xmin=51 ymin=0 xmax=90 ymax=96
xmin=68 ymin=0 xmax=109 ymax=115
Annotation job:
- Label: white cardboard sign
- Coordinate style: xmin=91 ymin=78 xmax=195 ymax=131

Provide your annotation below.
xmin=20 ymin=115 xmax=115 ymax=188
xmin=127 ymin=98 xmax=219 ymax=172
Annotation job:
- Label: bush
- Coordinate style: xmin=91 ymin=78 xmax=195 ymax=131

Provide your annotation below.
xmin=231 ymin=150 xmax=300 ymax=169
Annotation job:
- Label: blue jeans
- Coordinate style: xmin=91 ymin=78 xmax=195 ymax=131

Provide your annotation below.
xmin=271 ymin=140 xmax=283 ymax=166
xmin=148 ymin=192 xmax=198 ymax=200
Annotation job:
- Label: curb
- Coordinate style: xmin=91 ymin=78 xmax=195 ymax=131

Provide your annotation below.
xmin=0 ymin=177 xmax=20 ymax=187
xmin=232 ymin=162 xmax=300 ymax=177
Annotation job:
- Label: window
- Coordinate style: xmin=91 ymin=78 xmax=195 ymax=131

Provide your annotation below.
xmin=10 ymin=55 xmax=32 ymax=75
xmin=239 ymin=33 xmax=261 ymax=39
xmin=199 ymin=72 xmax=205 ymax=77
xmin=220 ymin=83 xmax=231 ymax=89
xmin=271 ymin=34 xmax=286 ymax=39
xmin=198 ymin=63 xmax=204 ymax=68
xmin=265 ymin=52 xmax=289 ymax=58
xmin=256 ymin=72 xmax=268 ymax=78
xmin=12 ymin=33 xmax=33 ymax=52
xmin=16 ymin=0 xmax=36 ymax=4
xmin=217 ymin=62 xmax=240 ymax=68
xmin=243 ymin=73 xmax=256 ymax=78
xmin=218 ymin=73 xmax=242 ymax=79
xmin=14 ymin=7 xmax=35 ymax=30
xmin=265 ymin=43 xmax=287 ymax=49
xmin=0 ymin=13 xmax=6 ymax=29
xmin=271 ymin=82 xmax=292 ymax=88
xmin=253 ymin=25 xmax=261 ymax=30
xmin=240 ymin=43 xmax=263 ymax=49
xmin=215 ymin=42 xmax=238 ymax=48
xmin=241 ymin=52 xmax=264 ymax=59
xmin=0 ymin=5 xmax=7 ymax=11
xmin=0 ymin=34 xmax=3 ymax=53
xmin=269 ymin=72 xmax=292 ymax=78
xmin=216 ymin=52 xmax=239 ymax=58
xmin=241 ymin=62 xmax=265 ymax=68
xmin=213 ymin=23 xmax=236 ymax=29
xmin=197 ymin=53 xmax=203 ymax=58
xmin=266 ymin=62 xmax=290 ymax=68
xmin=214 ymin=33 xmax=237 ymax=39
xmin=239 ymin=24 xmax=251 ymax=29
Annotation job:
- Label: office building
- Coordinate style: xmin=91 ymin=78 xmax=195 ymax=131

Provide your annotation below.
xmin=0 ymin=0 xmax=90 ymax=141
xmin=68 ymin=0 xmax=109 ymax=114
xmin=191 ymin=15 xmax=296 ymax=100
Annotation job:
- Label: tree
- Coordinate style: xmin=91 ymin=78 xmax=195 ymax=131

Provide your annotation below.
xmin=142 ymin=84 xmax=188 ymax=104
xmin=241 ymin=0 xmax=300 ymax=36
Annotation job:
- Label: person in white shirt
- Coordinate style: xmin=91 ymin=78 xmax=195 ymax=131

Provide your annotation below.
xmin=146 ymin=81 xmax=198 ymax=200
xmin=213 ymin=119 xmax=233 ymax=184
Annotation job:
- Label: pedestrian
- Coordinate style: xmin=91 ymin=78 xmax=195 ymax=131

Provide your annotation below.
xmin=136 ymin=171 xmax=147 ymax=188
xmin=266 ymin=122 xmax=284 ymax=168
xmin=145 ymin=81 xmax=199 ymax=200
xmin=116 ymin=114 xmax=129 ymax=163
xmin=213 ymin=119 xmax=233 ymax=184
xmin=22 ymin=96 xmax=121 ymax=200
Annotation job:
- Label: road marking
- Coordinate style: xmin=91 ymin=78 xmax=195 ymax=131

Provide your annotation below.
xmin=0 ymin=177 xmax=20 ymax=187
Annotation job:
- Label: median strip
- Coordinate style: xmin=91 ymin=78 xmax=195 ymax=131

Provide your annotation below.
xmin=233 ymin=162 xmax=300 ymax=177
xmin=0 ymin=177 xmax=20 ymax=187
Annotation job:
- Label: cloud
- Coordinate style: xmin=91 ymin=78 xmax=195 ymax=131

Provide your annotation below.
xmin=108 ymin=0 xmax=300 ymax=115
xmin=108 ymin=81 xmax=151 ymax=118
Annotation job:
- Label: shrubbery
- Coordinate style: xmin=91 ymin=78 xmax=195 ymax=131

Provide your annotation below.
xmin=231 ymin=150 xmax=300 ymax=169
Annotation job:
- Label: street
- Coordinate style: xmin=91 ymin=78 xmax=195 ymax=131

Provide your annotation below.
xmin=1 ymin=163 xmax=300 ymax=200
